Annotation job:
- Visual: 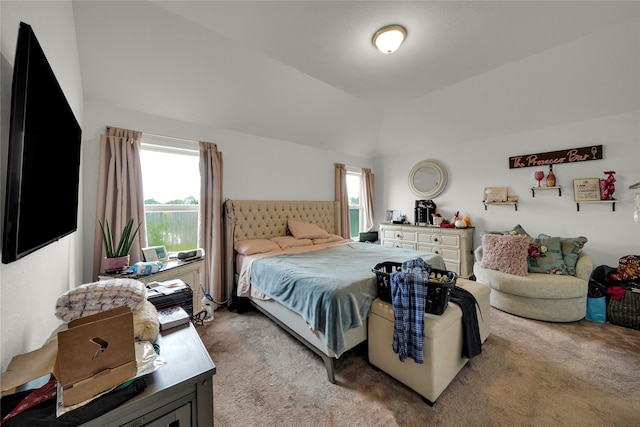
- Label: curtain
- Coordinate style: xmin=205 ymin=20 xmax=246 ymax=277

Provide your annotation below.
xmin=335 ymin=163 xmax=350 ymax=239
xmin=362 ymin=168 xmax=375 ymax=232
xmin=199 ymin=142 xmax=224 ymax=305
xmin=92 ymin=126 xmax=147 ymax=279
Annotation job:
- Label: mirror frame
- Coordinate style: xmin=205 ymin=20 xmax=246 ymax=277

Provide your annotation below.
xmin=408 ymin=159 xmax=448 ymax=198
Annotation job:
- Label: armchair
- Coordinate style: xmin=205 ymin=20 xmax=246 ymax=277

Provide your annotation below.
xmin=473 ymin=246 xmax=593 ymax=322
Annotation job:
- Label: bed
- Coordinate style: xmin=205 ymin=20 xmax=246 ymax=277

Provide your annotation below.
xmin=223 ymin=199 xmax=446 ymax=383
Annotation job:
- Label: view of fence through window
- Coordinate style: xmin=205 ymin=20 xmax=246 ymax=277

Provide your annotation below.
xmin=140 ymin=147 xmax=200 ymax=252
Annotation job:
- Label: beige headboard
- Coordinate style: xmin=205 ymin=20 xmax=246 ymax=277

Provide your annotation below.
xmin=223 ymin=199 xmax=341 ymax=303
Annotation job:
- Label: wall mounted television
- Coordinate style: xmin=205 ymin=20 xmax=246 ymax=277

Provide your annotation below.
xmin=2 ymin=22 xmax=82 ymax=264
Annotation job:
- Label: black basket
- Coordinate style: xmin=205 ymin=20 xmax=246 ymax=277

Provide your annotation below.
xmin=372 ymin=262 xmax=457 ymax=315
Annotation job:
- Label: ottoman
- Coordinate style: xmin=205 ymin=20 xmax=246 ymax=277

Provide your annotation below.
xmin=367 ymin=278 xmax=491 ymax=404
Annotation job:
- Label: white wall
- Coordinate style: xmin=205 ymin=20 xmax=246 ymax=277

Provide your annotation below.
xmin=375 ymin=111 xmax=640 ymax=269
xmin=1 ymin=1 xmax=83 ymax=372
xmin=374 ymin=17 xmax=640 ymax=269
xmin=80 ymin=101 xmax=373 ymax=283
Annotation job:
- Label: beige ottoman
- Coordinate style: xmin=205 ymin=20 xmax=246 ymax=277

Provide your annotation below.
xmin=368 ymin=278 xmax=491 ymax=404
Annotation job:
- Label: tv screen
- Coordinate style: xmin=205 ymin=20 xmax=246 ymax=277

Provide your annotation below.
xmin=2 ymin=22 xmax=82 ymax=264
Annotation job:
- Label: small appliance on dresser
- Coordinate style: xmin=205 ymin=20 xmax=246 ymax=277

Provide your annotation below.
xmin=414 ymin=200 xmax=437 ymax=225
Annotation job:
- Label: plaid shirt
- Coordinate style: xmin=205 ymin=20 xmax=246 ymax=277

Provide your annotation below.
xmin=390 ymin=258 xmax=431 ymax=364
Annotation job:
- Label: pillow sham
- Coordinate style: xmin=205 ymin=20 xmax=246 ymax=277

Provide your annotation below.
xmin=527 ymin=234 xmax=567 ymax=274
xmin=270 ymin=236 xmax=313 ymax=249
xmin=539 ymin=234 xmax=588 ymax=276
xmin=234 ymin=239 xmax=280 ymax=255
xmin=481 ymin=234 xmax=530 ymax=277
xmin=287 ymin=217 xmax=329 ymax=239
xmin=312 ymin=234 xmax=346 ymax=245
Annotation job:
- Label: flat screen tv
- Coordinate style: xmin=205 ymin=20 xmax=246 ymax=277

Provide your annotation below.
xmin=2 ymin=22 xmax=82 ymax=264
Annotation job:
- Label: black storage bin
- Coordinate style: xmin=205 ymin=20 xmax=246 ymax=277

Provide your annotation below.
xmin=359 ymin=231 xmax=379 ymax=242
xmin=372 ymin=262 xmax=456 ymax=315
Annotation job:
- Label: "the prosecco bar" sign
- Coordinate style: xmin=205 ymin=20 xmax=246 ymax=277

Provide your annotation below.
xmin=509 ymin=145 xmax=603 ymax=169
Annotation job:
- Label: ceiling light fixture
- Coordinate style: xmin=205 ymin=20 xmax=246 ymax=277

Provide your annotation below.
xmin=372 ymin=24 xmax=407 ymax=55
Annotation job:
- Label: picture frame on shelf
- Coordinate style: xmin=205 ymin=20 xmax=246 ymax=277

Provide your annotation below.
xmin=483 ymin=186 xmax=508 ymax=203
xmin=573 ymin=178 xmax=601 ymax=201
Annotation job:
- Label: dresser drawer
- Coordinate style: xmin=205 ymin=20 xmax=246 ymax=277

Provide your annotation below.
xmin=416 ymin=244 xmax=460 ymax=262
xmin=382 ymin=240 xmax=417 ymax=250
xmin=416 ymin=231 xmax=460 ymax=247
xmin=443 ymin=260 xmax=462 ymax=276
xmin=380 ymin=226 xmax=416 ymax=243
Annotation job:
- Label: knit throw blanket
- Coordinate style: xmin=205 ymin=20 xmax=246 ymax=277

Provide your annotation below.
xmin=391 ymin=258 xmax=431 ymax=364
xmin=55 ymin=278 xmax=147 ymax=322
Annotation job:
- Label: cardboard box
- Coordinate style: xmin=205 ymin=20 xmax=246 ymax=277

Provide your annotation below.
xmin=1 ymin=306 xmax=137 ymax=406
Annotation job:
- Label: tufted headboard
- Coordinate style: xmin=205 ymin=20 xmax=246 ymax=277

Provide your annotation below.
xmin=223 ymin=199 xmax=341 ymax=303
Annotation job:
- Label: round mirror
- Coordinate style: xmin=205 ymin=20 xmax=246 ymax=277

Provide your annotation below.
xmin=408 ymin=159 xmax=448 ymax=198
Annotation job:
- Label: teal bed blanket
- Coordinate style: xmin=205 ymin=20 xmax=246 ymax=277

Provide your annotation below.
xmin=249 ymin=242 xmax=446 ymax=358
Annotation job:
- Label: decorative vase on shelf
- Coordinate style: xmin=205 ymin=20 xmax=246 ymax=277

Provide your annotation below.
xmin=103 ymin=255 xmax=130 ymax=273
xmin=546 ymin=165 xmax=556 ymax=187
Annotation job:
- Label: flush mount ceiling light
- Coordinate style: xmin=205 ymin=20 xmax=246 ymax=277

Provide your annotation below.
xmin=372 ymin=24 xmax=407 ymax=55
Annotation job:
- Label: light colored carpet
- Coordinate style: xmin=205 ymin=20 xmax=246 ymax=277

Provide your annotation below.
xmin=197 ymin=305 xmax=640 ymax=427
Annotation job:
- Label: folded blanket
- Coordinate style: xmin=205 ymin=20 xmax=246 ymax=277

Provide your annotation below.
xmin=55 ymin=279 xmax=147 ymax=322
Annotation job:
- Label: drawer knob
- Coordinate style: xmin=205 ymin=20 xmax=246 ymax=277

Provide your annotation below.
xmin=433 ymin=237 xmax=439 ymax=243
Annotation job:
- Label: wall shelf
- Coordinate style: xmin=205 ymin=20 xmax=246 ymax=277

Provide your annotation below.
xmin=530 ymin=185 xmax=561 ymax=197
xmin=575 ymin=199 xmax=617 ymax=212
xmin=483 ymin=201 xmax=518 ymax=211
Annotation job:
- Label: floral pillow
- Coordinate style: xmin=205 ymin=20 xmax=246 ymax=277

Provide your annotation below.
xmin=527 ymin=235 xmax=567 ymax=274
xmin=481 ymin=234 xmax=530 ymax=277
xmin=539 ymin=234 xmax=588 ymax=276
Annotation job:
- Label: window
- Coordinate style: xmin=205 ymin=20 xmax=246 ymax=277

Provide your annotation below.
xmin=140 ymin=135 xmax=200 ymax=252
xmin=347 ymin=170 xmax=363 ymax=239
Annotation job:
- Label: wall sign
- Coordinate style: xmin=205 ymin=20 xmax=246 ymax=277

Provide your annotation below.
xmin=509 ymin=145 xmax=602 ymax=169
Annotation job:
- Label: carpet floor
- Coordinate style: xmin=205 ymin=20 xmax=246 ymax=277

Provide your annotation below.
xmin=197 ymin=305 xmax=640 ymax=427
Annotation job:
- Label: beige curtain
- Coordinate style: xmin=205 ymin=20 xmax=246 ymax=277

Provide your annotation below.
xmin=92 ymin=126 xmax=147 ymax=279
xmin=199 ymin=142 xmax=224 ymax=305
xmin=362 ymin=168 xmax=375 ymax=232
xmin=335 ymin=163 xmax=350 ymax=239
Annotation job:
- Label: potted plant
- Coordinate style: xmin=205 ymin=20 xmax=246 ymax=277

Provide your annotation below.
xmin=99 ymin=217 xmax=142 ymax=273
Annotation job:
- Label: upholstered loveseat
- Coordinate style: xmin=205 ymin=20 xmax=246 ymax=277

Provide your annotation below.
xmin=473 ymin=229 xmax=593 ymax=322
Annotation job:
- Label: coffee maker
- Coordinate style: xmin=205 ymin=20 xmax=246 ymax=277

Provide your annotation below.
xmin=414 ymin=200 xmax=437 ymax=225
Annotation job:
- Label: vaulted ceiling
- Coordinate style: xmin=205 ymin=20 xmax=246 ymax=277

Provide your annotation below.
xmin=72 ymin=1 xmax=640 ymax=158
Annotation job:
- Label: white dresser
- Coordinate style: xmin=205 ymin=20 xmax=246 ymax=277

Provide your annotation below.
xmin=379 ymin=223 xmax=474 ymax=278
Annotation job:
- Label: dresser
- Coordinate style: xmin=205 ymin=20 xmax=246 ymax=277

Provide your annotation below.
xmin=379 ymin=223 xmax=474 ymax=278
